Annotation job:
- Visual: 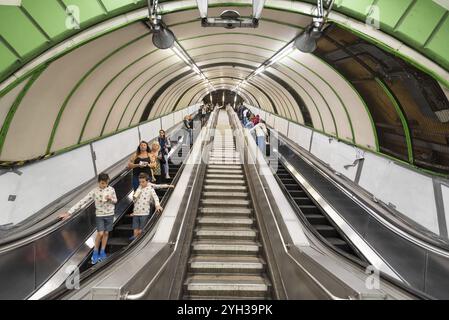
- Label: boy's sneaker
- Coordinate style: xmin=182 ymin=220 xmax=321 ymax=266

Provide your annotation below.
xmin=91 ymin=251 xmax=99 ymax=264
xmin=99 ymin=250 xmax=107 ymax=261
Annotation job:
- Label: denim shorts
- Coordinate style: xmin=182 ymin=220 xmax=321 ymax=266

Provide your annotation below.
xmin=96 ymin=216 xmax=114 ymax=232
xmin=132 ymin=215 xmax=149 ymax=230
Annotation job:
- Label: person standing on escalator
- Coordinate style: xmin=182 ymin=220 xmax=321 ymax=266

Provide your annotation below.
xmin=130 ymin=172 xmax=174 ymax=240
xmin=59 ymin=173 xmax=117 ymax=265
xmin=128 ymin=141 xmax=151 ymax=191
xmin=158 ymin=129 xmax=171 ymax=180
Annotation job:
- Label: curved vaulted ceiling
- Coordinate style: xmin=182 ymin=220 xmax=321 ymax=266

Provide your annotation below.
xmin=0 ymin=1 xmax=448 ymax=176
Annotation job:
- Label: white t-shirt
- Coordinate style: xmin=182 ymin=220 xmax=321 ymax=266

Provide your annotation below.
xmin=68 ymin=186 xmax=117 ymax=217
xmin=133 ymin=185 xmax=160 ymax=216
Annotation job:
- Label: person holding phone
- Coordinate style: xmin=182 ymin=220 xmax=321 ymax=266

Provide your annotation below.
xmin=130 ymin=172 xmax=174 ymax=240
xmin=128 ymin=141 xmax=151 ymax=190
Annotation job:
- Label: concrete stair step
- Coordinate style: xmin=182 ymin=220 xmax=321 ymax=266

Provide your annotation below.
xmin=206 ymin=174 xmax=244 ymax=180
xmin=199 ymin=207 xmax=252 ymax=216
xmin=191 ymin=240 xmax=260 ymax=255
xmin=185 ymin=274 xmax=270 ymax=298
xmin=205 ymin=179 xmax=245 ymax=185
xmin=195 ymin=228 xmax=257 ymax=240
xmin=201 ymin=199 xmax=250 ymax=207
xmin=189 ymin=256 xmax=265 ymax=274
xmin=208 ymin=165 xmax=242 ymax=170
xmin=202 ymin=192 xmax=248 ymax=199
xmin=203 ymin=185 xmax=247 ymax=192
xmin=198 ymin=216 xmax=253 ymax=227
xmin=207 ymin=169 xmax=243 ymax=174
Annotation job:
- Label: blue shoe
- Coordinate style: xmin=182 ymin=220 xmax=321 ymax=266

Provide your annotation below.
xmin=129 ymin=235 xmax=136 ymax=241
xmin=91 ymin=250 xmax=99 ymax=264
xmin=99 ymin=250 xmax=107 ymax=261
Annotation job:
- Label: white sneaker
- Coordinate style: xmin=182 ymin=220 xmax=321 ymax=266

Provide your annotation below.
xmin=165 ymin=175 xmax=171 ymax=179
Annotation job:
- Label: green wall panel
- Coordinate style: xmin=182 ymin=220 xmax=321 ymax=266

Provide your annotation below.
xmin=334 ymin=0 xmax=376 ymax=21
xmin=0 ymin=6 xmax=47 ymax=57
xmin=61 ymin=0 xmax=107 ymax=24
xmin=100 ymin=0 xmax=143 ymax=12
xmin=375 ymin=0 xmax=414 ymax=32
xmin=0 ymin=42 xmax=17 ymax=76
xmin=22 ymin=0 xmax=69 ymax=39
xmin=425 ymin=13 xmax=449 ymax=69
xmin=395 ymin=0 xmax=446 ymax=46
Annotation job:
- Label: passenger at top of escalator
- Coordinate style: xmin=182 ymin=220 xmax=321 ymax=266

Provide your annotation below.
xmin=158 ymin=129 xmax=171 ymax=180
xmin=128 ymin=141 xmax=152 ymax=191
xmin=183 ymin=115 xmax=193 ymax=146
xmin=59 ymin=173 xmax=117 ymax=265
xmin=252 ymin=114 xmax=260 ymax=125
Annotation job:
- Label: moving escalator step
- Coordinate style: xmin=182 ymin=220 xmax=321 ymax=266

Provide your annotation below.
xmin=298 ymin=205 xmax=320 ymax=215
xmin=304 ymin=214 xmax=328 ymax=225
xmin=107 ymin=237 xmax=131 ymax=247
xmin=315 ymin=225 xmax=339 ymax=238
xmin=293 ymin=197 xmax=314 ymax=206
xmin=327 ymin=238 xmax=352 ymax=253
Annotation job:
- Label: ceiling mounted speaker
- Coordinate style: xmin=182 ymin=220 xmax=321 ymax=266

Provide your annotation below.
xmin=294 ymin=27 xmax=322 ymax=53
xmin=152 ymin=27 xmax=175 ymax=49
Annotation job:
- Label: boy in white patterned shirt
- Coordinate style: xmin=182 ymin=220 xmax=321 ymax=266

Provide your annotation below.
xmin=59 ymin=173 xmax=117 ymax=264
xmin=131 ymin=172 xmax=174 ymax=239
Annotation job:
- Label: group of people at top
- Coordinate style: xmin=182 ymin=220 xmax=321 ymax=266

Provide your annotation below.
xmin=237 ymin=104 xmax=269 ymax=154
xmin=59 ymin=129 xmax=177 ymax=265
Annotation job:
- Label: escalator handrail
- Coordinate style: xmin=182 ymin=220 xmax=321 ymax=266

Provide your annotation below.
xmin=277 ymin=133 xmax=449 ymax=257
xmin=228 ymin=108 xmax=345 ymax=300
xmin=0 ymin=168 xmax=132 ymax=252
xmin=39 ymin=135 xmax=192 ymax=300
xmin=0 ymin=121 xmax=191 ymax=251
xmin=270 ymin=127 xmax=432 ymax=299
xmin=124 ymin=110 xmax=219 ymax=300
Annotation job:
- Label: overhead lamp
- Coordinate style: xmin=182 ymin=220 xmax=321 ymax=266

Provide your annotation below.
xmin=294 ymin=0 xmax=335 ymax=53
xmin=148 ymin=0 xmax=175 ymax=49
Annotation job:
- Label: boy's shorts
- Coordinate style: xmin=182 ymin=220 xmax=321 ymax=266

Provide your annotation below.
xmin=132 ymin=215 xmax=149 ymax=230
xmin=96 ymin=216 xmax=114 ymax=232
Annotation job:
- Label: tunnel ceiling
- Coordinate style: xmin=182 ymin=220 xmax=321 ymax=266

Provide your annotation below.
xmin=0 ymin=1 xmax=448 ymax=176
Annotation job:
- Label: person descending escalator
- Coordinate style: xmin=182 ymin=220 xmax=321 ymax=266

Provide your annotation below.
xmin=183 ymin=115 xmax=193 ymax=146
xmin=128 ymin=141 xmax=152 ymax=191
xmin=149 ymin=142 xmax=162 ymax=184
xmin=129 ymin=172 xmax=174 ymax=241
xmin=200 ymin=104 xmax=207 ymax=127
xmin=59 ymin=173 xmax=117 ymax=264
xmin=158 ymin=129 xmax=171 ymax=180
xmin=249 ymin=120 xmax=269 ymax=155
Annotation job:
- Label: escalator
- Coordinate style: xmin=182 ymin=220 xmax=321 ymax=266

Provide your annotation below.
xmin=273 ymin=162 xmax=366 ymax=263
xmin=47 ymin=139 xmax=191 ymax=297
xmin=78 ymin=161 xmax=183 ymax=273
xmin=183 ymin=110 xmax=273 ymax=299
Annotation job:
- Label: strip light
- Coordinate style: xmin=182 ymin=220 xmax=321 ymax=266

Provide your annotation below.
xmin=171 ymin=41 xmax=215 ymax=90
